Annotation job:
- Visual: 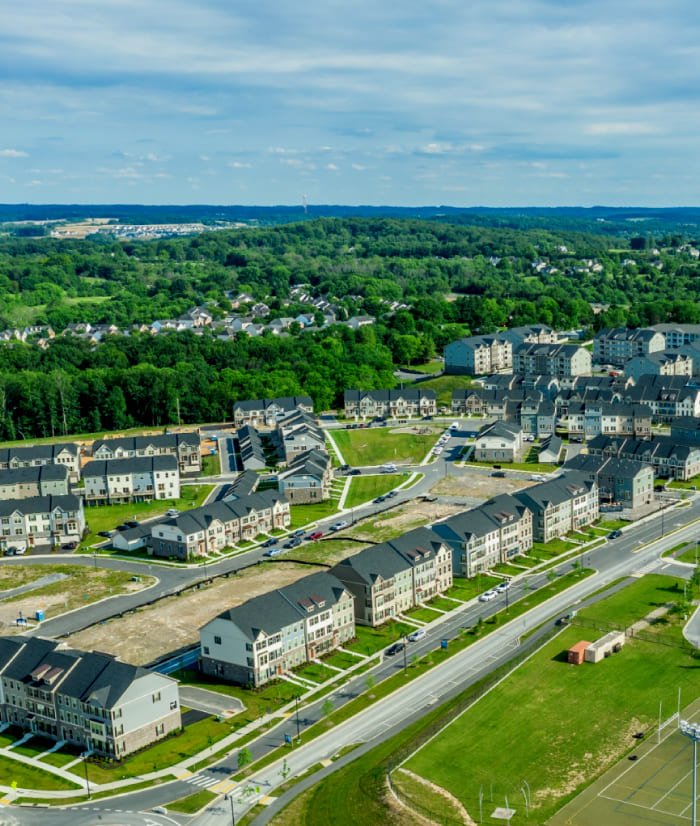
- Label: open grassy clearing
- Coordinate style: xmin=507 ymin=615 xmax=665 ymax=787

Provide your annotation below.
xmin=402 ymin=360 xmax=444 ymax=374
xmin=343 ymin=474 xmax=403 ymax=509
xmin=392 ymin=768 xmax=467 ymax=824
xmin=332 ymin=428 xmax=437 ymax=467
xmin=403 ymin=605 xmax=443 ymax=623
xmin=288 ymin=499 xmax=341 ymax=529
xmin=347 ymin=620 xmax=416 ymax=655
xmin=200 ymin=453 xmax=220 ymax=475
xmin=287 ymin=538 xmax=370 ymax=566
xmin=403 ymin=575 xmax=699 ymax=825
xmin=165 ymin=789 xmax=218 ymax=813
xmin=0 ymin=755 xmax=81 ymax=791
xmin=409 ymin=374 xmax=475 ymax=407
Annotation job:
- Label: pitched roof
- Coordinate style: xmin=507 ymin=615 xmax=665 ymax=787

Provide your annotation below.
xmin=82 ymin=455 xmax=178 ymax=478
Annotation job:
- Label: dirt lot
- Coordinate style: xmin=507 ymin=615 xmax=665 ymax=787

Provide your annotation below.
xmin=433 ymin=473 xmax=531 ymax=498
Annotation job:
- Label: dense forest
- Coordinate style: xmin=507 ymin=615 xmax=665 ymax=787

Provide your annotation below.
xmin=0 ymin=215 xmax=698 ymax=439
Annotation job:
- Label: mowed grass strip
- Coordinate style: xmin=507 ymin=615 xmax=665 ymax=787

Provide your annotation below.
xmin=0 ymin=755 xmax=81 ymax=791
xmin=404 ymin=575 xmax=699 ymax=825
xmin=165 ymin=789 xmax=218 ymax=813
xmin=332 ymin=428 xmax=437 ymax=467
xmin=343 ymin=474 xmax=403 ymax=509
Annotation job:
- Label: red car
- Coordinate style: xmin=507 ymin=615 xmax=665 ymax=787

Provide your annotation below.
xmin=306 ymin=531 xmax=323 ymax=541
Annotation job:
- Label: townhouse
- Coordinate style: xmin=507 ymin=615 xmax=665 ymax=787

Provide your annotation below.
xmin=0 ymin=465 xmax=70 ymax=500
xmin=0 ymin=443 xmax=81 ymax=484
xmin=276 ymin=409 xmax=325 ymax=462
xmin=277 ymin=449 xmax=332 ymax=503
xmin=587 ymin=435 xmax=700 ymax=481
xmin=593 ymin=328 xmax=666 ymax=366
xmin=564 ymin=402 xmax=652 ymax=441
xmin=82 ymin=456 xmax=180 ymax=505
xmin=0 ymin=636 xmax=180 ymax=759
xmin=236 ymin=425 xmax=267 ymax=471
xmin=625 ymin=351 xmax=693 ymax=382
xmin=431 ymin=494 xmax=533 ymax=577
xmin=343 ymin=388 xmax=437 ymax=420
xmin=0 ymin=495 xmax=85 ymax=552
xmin=564 ymin=454 xmax=654 ymax=509
xmin=444 ymin=334 xmax=512 ymax=376
xmin=514 ymin=473 xmax=599 ymax=542
xmin=91 ymin=432 xmax=201 ymax=475
xmin=671 ymin=417 xmax=700 ymax=442
xmin=233 ymin=396 xmax=314 ymax=428
xmin=473 ymin=421 xmax=523 ymax=462
xmin=330 ymin=528 xmax=453 ymax=627
xmin=513 ymin=343 xmax=591 ymax=377
xmin=199 ymin=571 xmax=355 ymax=687
xmin=150 ymin=491 xmax=290 ymax=560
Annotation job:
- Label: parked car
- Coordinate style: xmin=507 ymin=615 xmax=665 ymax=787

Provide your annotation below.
xmin=491 ymin=471 xmax=506 ymax=478
xmin=124 ymin=520 xmax=139 ymax=529
xmin=115 ymin=524 xmax=129 ymax=532
xmin=4 ymin=547 xmax=20 ymax=556
xmin=284 ymin=537 xmax=303 ymax=549
xmin=290 ymin=529 xmax=305 ymax=538
xmin=530 ymin=474 xmax=545 ymax=482
xmin=12 ymin=546 xmax=26 ymax=555
xmin=373 ymin=495 xmax=386 ymax=504
xmin=306 ymin=531 xmax=324 ymax=541
xmin=495 ymin=581 xmax=510 ymax=593
xmin=61 ymin=541 xmax=78 ymax=550
xmin=262 ymin=537 xmax=278 ymax=548
xmin=166 ymin=508 xmax=180 ymax=517
xmin=339 ymin=464 xmax=351 ymax=472
xmin=385 ymin=642 xmax=405 ymax=656
xmin=264 ymin=547 xmax=282 ymax=557
xmin=348 ymin=468 xmax=362 ymax=476
xmin=407 ymin=629 xmax=426 ymax=642
xmin=450 ymin=422 xmax=459 ymax=431
xmin=479 ymin=590 xmax=497 ymax=602
xmin=386 ymin=490 xmax=397 ymax=498
xmin=608 ymin=529 xmax=623 ymax=539
xmin=97 ymin=530 xmax=113 ymax=538
xmin=329 ymin=520 xmax=349 ymax=532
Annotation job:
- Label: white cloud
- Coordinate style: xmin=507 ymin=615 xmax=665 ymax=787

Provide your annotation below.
xmin=351 ymin=163 xmax=366 ymax=171
xmin=227 ymin=161 xmax=251 ymax=168
xmin=0 ymin=149 xmax=28 ymax=158
xmin=585 ymin=122 xmax=660 ymax=136
xmin=326 ymin=163 xmax=339 ymax=170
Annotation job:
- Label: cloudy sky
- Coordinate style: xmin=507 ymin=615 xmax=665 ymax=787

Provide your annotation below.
xmin=1 ymin=0 xmax=699 ymax=206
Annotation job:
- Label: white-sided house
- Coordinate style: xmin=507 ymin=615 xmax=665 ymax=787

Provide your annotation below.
xmin=343 ymin=389 xmax=437 ymax=420
xmin=91 ymin=433 xmax=201 ymax=475
xmin=0 ymin=636 xmax=180 ymax=758
xmin=82 ymin=456 xmax=180 ymax=505
xmin=0 ymin=443 xmax=81 ymax=484
xmin=0 ymin=495 xmax=85 ymax=552
xmin=0 ymin=465 xmax=70 ymax=500
xmin=473 ymin=421 xmax=523 ymax=462
xmin=277 ymin=449 xmax=332 ymax=503
xmin=514 ymin=472 xmax=599 ymax=542
xmin=199 ymin=571 xmax=355 ymax=687
xmin=233 ymin=396 xmax=314 ymax=428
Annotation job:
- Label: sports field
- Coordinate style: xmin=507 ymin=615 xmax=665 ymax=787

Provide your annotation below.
xmin=551 ymin=698 xmax=700 ymax=826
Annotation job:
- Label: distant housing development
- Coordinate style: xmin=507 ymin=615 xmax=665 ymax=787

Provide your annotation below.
xmin=233 ymin=396 xmax=314 ymax=428
xmin=343 ymin=388 xmax=437 ymax=419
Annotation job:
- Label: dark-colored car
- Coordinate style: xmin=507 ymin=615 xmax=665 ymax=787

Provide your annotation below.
xmin=290 ymin=529 xmax=305 ymax=538
xmin=339 ymin=464 xmax=351 ymax=472
xmin=61 ymin=541 xmax=78 ymax=550
xmin=385 ymin=643 xmax=405 ymax=657
xmin=422 ymin=495 xmax=438 ymax=502
xmin=386 ymin=490 xmax=397 ymax=498
xmin=115 ymin=524 xmax=129 ymax=532
xmin=491 ymin=471 xmax=506 ymax=478
xmin=284 ymin=537 xmax=303 ymax=549
xmin=608 ymin=529 xmax=623 ymax=539
xmin=262 ymin=537 xmax=278 ymax=548
xmin=348 ymin=468 xmax=362 ymax=476
xmin=125 ymin=520 xmax=139 ymax=529
xmin=97 ymin=530 xmax=113 ymax=538
xmin=373 ymin=495 xmax=386 ymax=504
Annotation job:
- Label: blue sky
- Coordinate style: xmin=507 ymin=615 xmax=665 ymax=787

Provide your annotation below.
xmin=2 ymin=0 xmax=700 ymax=206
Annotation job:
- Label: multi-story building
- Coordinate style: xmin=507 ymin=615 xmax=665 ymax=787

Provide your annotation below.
xmin=236 ymin=425 xmax=267 ymax=471
xmin=564 ymin=454 xmax=654 ymax=509
xmin=199 ymin=571 xmax=355 ymax=687
xmin=0 ymin=466 xmax=70 ymax=500
xmin=444 ymin=335 xmax=513 ymax=376
xmin=331 ymin=528 xmax=453 ymax=626
xmin=233 ymin=396 xmax=314 ymax=428
xmin=565 ymin=402 xmax=652 ymax=441
xmin=650 ymin=323 xmax=700 ymax=349
xmin=0 ymin=636 xmax=180 ymax=758
xmin=587 ymin=435 xmax=700 ymax=481
xmin=499 ymin=325 xmax=558 ymax=351
xmin=343 ymin=389 xmax=437 ymax=420
xmin=276 ymin=409 xmax=325 ymax=462
xmin=0 ymin=444 xmax=81 ymax=484
xmin=431 ymin=494 xmax=533 ymax=577
xmin=514 ymin=473 xmax=599 ymax=542
xmin=277 ymin=449 xmax=332 ymax=503
xmin=82 ymin=456 xmax=180 ymax=505
xmin=473 ymin=421 xmax=523 ymax=462
xmin=670 ymin=417 xmax=700 ymax=442
xmin=0 ymin=495 xmax=85 ymax=552
xmin=513 ymin=343 xmax=591 ymax=377
xmin=625 ymin=351 xmax=693 ymax=382
xmin=150 ymin=491 xmax=290 ymax=560
xmin=593 ymin=328 xmax=666 ymax=366
xmin=91 ymin=433 xmax=201 ymax=475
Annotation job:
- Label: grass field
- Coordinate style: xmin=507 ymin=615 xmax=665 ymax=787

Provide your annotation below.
xmin=408 ymin=374 xmax=475 ymax=407
xmin=288 ymin=499 xmax=341 ymax=529
xmin=343 ymin=474 xmax=403 ymax=508
xmin=0 ymin=755 xmax=81 ymax=791
xmin=403 ymin=575 xmax=699 ymax=825
xmin=332 ymin=428 xmax=437 ymax=466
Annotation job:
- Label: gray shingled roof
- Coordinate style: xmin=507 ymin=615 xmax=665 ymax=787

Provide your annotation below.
xmin=0 ymin=494 xmax=81 ymax=518
xmin=0 ymin=465 xmax=69 ymax=485
xmin=92 ymin=432 xmax=199 ymax=454
xmin=82 ymin=455 xmax=178 ymax=478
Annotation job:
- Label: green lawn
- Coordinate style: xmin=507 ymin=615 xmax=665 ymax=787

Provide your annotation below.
xmin=404 ymin=575 xmax=700 ymax=825
xmin=9 ymin=736 xmax=55 ymax=758
xmin=82 ymin=484 xmax=214 ymax=542
xmin=599 ymin=518 xmax=629 ymax=530
xmin=444 ymin=576 xmax=501 ymax=601
xmin=666 ymin=542 xmax=700 ymax=564
xmin=201 ymin=453 xmax=221 ymax=475
xmin=578 ymin=573 xmax=685 ymax=629
xmin=165 ymin=789 xmax=218 ymax=813
xmin=403 ymin=360 xmax=444 ymax=374
xmin=294 ymin=662 xmax=337 ymax=684
xmin=288 ymin=499 xmax=340 ymax=529
xmin=343 ymin=474 xmax=404 ymax=509
xmin=0 ymin=755 xmax=81 ymax=791
xmin=403 ymin=606 xmax=443 ymax=623
xmin=322 ymin=650 xmax=365 ymax=670
xmin=408 ymin=374 xmax=475 ymax=407
xmin=427 ymin=595 xmax=459 ymax=611
xmin=667 ymin=476 xmax=699 ymax=490
xmin=347 ymin=621 xmax=416 ymax=655
xmin=332 ymin=428 xmax=437 ymax=467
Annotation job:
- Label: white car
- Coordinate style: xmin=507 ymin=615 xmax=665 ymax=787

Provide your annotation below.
xmin=495 ymin=581 xmax=510 ymax=593
xmin=329 ymin=520 xmax=349 ymax=532
xmin=530 ymin=474 xmax=545 ymax=482
xmin=450 ymin=422 xmax=459 ymax=431
xmin=478 ymin=590 xmax=497 ymax=602
xmin=407 ymin=629 xmax=426 ymax=642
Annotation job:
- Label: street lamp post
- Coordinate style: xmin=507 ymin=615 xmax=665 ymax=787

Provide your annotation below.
xmin=295 ymin=694 xmax=301 ymax=742
xmin=680 ymin=719 xmax=700 ymax=826
xmin=82 ymin=752 xmax=91 ymax=799
xmin=225 ymin=792 xmax=236 ymax=826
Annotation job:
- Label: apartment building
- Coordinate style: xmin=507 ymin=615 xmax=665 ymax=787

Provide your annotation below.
xmin=514 ymin=473 xmax=599 ymax=542
xmin=444 ymin=335 xmax=513 ymax=376
xmin=91 ymin=433 xmax=201 ymax=475
xmin=625 ymin=351 xmax=693 ymax=382
xmin=565 ymin=402 xmax=652 ymax=441
xmin=343 ymin=388 xmax=437 ymax=419
xmin=513 ymin=343 xmax=591 ymax=377
xmin=0 ymin=636 xmax=180 ymax=759
xmin=593 ymin=328 xmax=666 ymax=366
xmin=564 ymin=454 xmax=654 ymax=509
xmin=82 ymin=456 xmax=180 ymax=505
xmin=199 ymin=572 xmax=355 ymax=687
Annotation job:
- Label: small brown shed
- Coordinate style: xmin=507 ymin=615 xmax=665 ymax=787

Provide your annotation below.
xmin=568 ymin=640 xmax=592 ymax=665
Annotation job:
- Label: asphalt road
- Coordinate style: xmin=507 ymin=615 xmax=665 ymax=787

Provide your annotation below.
xmin=20 ymin=499 xmax=700 ymax=826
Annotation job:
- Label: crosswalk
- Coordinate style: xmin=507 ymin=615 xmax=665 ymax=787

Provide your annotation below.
xmin=632 ymin=560 xmax=660 ymax=578
xmin=177 ymin=771 xmax=236 ymax=795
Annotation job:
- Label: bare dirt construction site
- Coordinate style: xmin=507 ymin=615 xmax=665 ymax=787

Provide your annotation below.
xmin=434 ymin=472 xmax=531 ymax=499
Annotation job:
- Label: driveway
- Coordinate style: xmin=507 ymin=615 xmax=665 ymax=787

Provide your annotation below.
xmin=178 ymin=686 xmax=245 ymax=717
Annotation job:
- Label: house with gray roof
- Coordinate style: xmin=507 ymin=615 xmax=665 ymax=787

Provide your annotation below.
xmin=0 ymin=443 xmax=81 ymax=483
xmin=473 ymin=421 xmax=523 ymax=462
xmin=200 ymin=571 xmax=355 ymax=687
xmin=330 ymin=528 xmax=452 ymax=626
xmin=0 ymin=636 xmax=180 ymax=758
xmin=277 ymin=449 xmax=332 ymax=503
xmin=538 ymin=435 xmax=562 ymax=464
xmin=563 ymin=454 xmax=653 ymax=509
xmin=276 ymin=409 xmax=325 ymax=462
xmin=91 ymin=432 xmax=201 ymax=475
xmin=0 ymin=465 xmax=70 ymax=500
xmin=236 ymin=425 xmax=267 ymax=471
xmin=344 ymin=388 xmax=437 ymax=420
xmin=513 ymin=342 xmax=591 ymax=377
xmin=564 ymin=402 xmax=652 ymax=441
xmin=82 ymin=455 xmax=180 ymax=505
xmin=671 ymin=417 xmax=700 ymax=442
xmin=499 ymin=325 xmax=558 ymax=350
xmin=514 ymin=472 xmax=599 ymax=542
xmin=0 ymin=494 xmax=85 ymax=552
xmin=625 ymin=351 xmax=693 ymax=383
xmin=586 ymin=434 xmax=700 ymax=481
xmin=432 ymin=494 xmax=532 ymax=577
xmin=233 ymin=396 xmax=314 ymax=428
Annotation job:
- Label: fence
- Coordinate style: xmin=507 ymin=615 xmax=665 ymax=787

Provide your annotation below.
xmin=568 ymin=614 xmax=694 ymax=653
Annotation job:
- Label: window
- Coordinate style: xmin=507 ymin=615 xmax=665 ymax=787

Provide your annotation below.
xmin=214 ymin=635 xmax=221 ymax=645
xmin=152 ymin=691 xmax=161 ymax=703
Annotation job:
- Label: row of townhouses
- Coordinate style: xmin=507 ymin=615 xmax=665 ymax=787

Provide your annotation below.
xmin=587 ymin=435 xmax=700 ymax=481
xmin=277 ymin=449 xmax=333 ymax=504
xmin=91 ymin=433 xmax=201 ymax=475
xmin=0 ymin=465 xmax=70 ymax=501
xmin=0 ymin=495 xmax=85 ymax=553
xmin=276 ymin=409 xmax=325 ymax=462
xmin=0 ymin=636 xmax=180 ymax=758
xmin=82 ymin=456 xmax=181 ymax=505
xmin=563 ymin=455 xmax=654 ymax=509
xmin=343 ymin=389 xmax=437 ymax=419
xmin=233 ymin=396 xmax=314 ymax=428
xmin=0 ymin=444 xmax=81 ymax=484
